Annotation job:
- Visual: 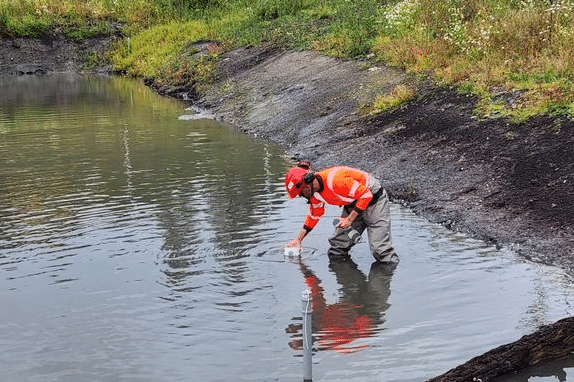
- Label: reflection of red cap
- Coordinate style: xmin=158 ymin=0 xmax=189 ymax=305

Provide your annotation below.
xmin=285 ymin=167 xmax=309 ymax=199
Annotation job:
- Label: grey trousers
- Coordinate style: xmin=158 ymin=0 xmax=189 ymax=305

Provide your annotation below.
xmin=328 ymin=190 xmax=398 ymax=263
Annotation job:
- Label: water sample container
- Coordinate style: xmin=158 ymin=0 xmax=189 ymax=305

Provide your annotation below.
xmin=333 ymin=219 xmax=361 ymax=244
xmin=347 ymin=228 xmax=361 ymax=244
xmin=285 ymin=247 xmax=301 ymax=257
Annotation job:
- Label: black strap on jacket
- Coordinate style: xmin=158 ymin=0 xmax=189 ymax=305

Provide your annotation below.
xmin=369 ymin=187 xmax=384 ymax=206
xmin=343 ymin=187 xmax=384 ymax=214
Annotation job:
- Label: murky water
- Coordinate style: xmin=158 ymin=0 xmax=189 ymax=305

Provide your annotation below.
xmin=2 ymin=74 xmax=574 ymax=382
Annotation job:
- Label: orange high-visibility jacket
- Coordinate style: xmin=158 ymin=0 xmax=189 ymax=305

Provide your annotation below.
xmin=303 ymin=166 xmax=378 ymax=230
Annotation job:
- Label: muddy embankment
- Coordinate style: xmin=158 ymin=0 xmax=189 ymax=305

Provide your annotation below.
xmin=0 ymin=27 xmax=122 ymax=76
xmin=188 ymin=46 xmax=574 ymax=273
xmin=3 ymin=37 xmax=574 ymax=381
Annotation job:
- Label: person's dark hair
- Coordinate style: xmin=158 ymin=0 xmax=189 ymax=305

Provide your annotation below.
xmin=296 ymin=161 xmax=311 ymax=170
xmin=295 ymin=161 xmax=314 ymax=184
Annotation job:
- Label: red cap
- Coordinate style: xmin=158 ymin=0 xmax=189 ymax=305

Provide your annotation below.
xmin=285 ymin=167 xmax=308 ymax=199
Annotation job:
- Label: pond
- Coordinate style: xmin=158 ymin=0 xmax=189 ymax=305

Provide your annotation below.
xmin=1 ymin=74 xmax=574 ymax=382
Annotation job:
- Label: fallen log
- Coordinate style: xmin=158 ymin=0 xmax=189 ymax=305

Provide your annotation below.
xmin=426 ymin=316 xmax=574 ymax=382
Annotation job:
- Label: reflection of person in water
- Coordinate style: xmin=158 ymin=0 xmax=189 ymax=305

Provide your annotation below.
xmin=287 ymin=259 xmax=395 ymax=354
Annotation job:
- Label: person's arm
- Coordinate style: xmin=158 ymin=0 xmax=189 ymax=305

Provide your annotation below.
xmin=286 ymin=197 xmax=325 ymax=247
xmin=336 ymin=175 xmax=372 ymax=228
xmin=286 ymin=226 xmax=312 ymax=248
xmin=336 ymin=210 xmax=358 ymax=229
xmin=352 ymin=186 xmax=373 ymax=212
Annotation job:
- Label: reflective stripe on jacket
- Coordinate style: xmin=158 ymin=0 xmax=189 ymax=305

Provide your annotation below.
xmin=303 ymin=166 xmax=380 ymax=229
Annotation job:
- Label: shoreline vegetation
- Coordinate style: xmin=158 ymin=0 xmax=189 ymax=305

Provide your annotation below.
xmin=1 ymin=0 xmax=573 ymax=123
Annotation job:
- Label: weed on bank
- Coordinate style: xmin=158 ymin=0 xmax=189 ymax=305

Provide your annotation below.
xmin=2 ymin=0 xmax=573 ymax=122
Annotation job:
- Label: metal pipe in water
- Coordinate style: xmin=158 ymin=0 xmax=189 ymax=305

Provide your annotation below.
xmin=302 ymin=289 xmax=313 ymax=382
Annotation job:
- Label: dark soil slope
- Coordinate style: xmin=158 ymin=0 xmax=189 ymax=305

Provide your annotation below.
xmin=0 ymin=28 xmax=121 ymax=75
xmin=195 ymin=46 xmax=574 ymax=273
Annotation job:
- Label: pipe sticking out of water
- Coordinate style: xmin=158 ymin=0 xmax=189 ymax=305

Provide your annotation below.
xmin=302 ymin=289 xmax=313 ymax=382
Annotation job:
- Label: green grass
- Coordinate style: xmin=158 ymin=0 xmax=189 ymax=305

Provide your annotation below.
xmin=370 ymin=84 xmax=416 ymax=115
xmin=3 ymin=0 xmax=574 ymax=122
xmin=109 ymin=20 xmax=210 ymax=77
xmin=371 ymin=0 xmax=574 ymax=122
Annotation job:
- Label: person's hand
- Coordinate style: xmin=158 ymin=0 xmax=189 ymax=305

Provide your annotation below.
xmin=337 ymin=210 xmax=358 ymax=229
xmin=336 ymin=216 xmax=353 ymax=229
xmin=286 ymin=239 xmax=302 ymax=248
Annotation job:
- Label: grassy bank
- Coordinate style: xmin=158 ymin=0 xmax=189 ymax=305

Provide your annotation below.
xmin=2 ymin=0 xmax=574 ymax=122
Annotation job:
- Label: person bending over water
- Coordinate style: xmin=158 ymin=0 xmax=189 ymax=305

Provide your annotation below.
xmin=284 ymin=161 xmax=398 ymax=263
